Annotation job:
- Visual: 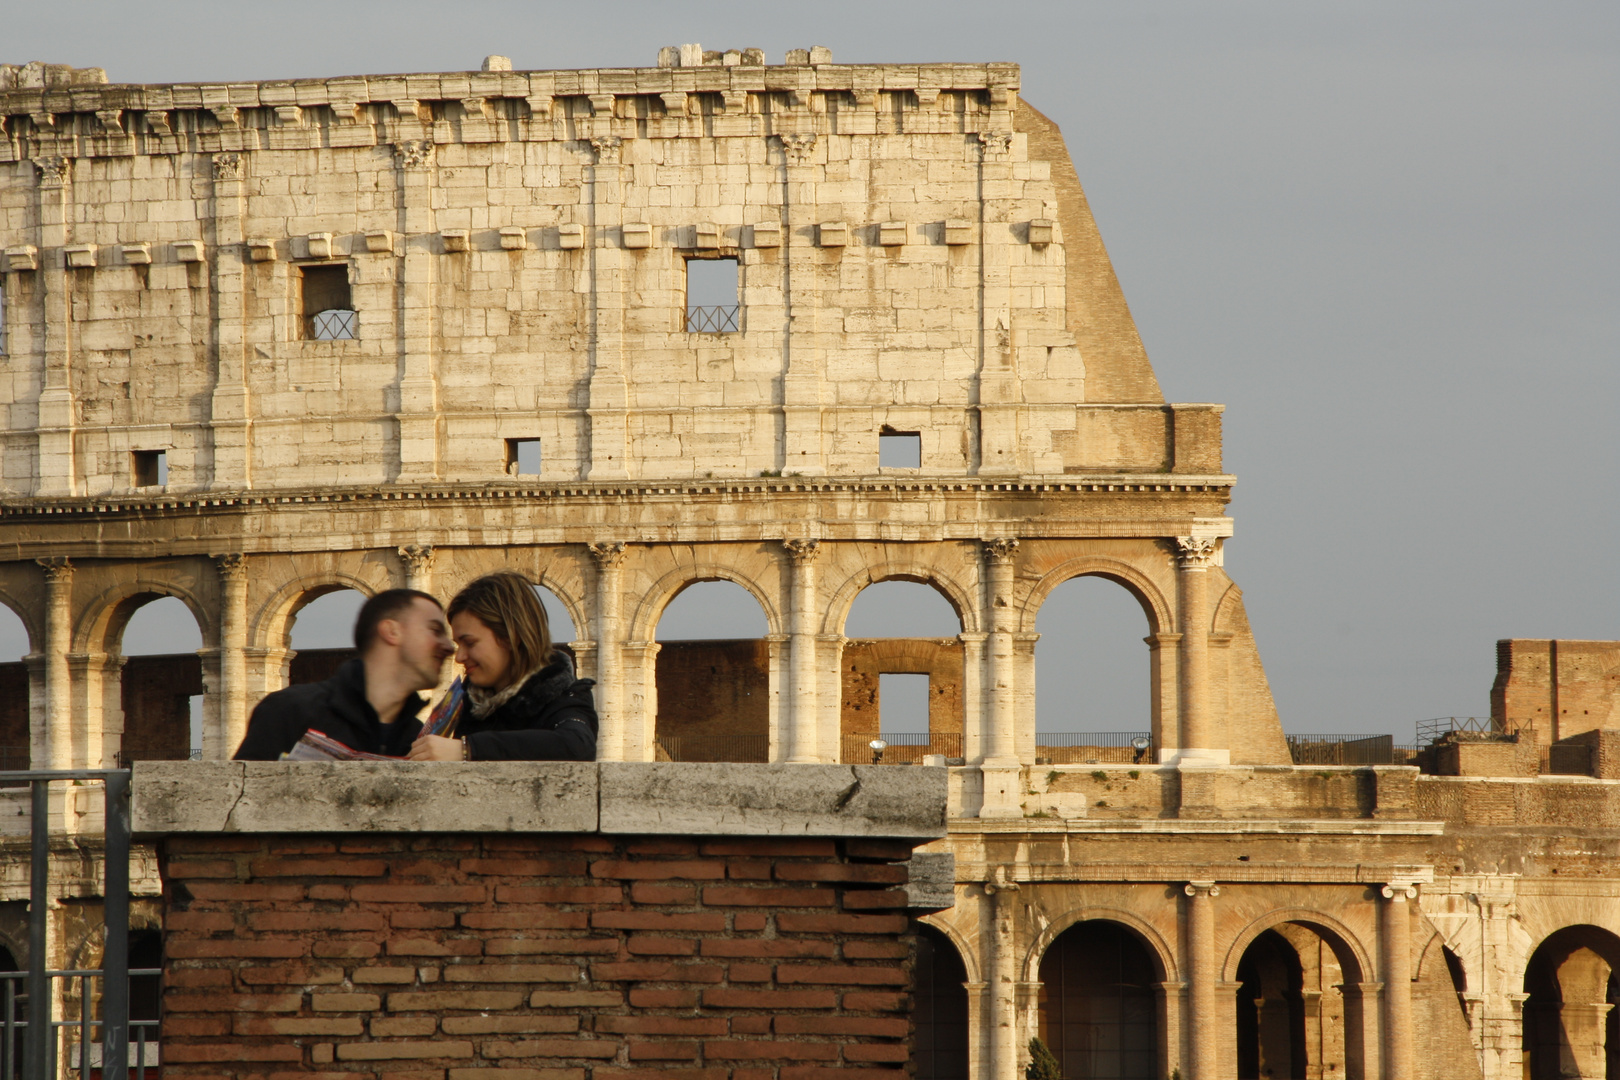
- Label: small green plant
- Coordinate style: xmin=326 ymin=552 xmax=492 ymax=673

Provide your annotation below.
xmin=1095 ymin=799 xmax=1109 ymax=808
xmin=1317 ymin=771 xmax=1333 ymax=780
xmin=1169 ymin=1070 xmax=1183 ymax=1080
xmin=759 ymin=469 xmax=782 ymax=477
xmin=1046 ymin=770 xmax=1060 ymax=786
xmin=1090 ymin=770 xmax=1108 ymax=783
xmin=1128 ymin=769 xmax=1141 ymax=780
xmin=1027 ymin=1037 xmax=1064 ymax=1080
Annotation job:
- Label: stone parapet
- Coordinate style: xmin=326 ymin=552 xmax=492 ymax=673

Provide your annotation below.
xmin=131 ymin=761 xmax=948 ymax=839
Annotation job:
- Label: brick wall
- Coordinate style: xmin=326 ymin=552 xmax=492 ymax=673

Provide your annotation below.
xmin=161 ymin=831 xmax=921 ymax=1078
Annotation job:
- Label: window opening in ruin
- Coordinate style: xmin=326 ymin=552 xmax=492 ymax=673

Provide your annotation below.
xmin=506 ymin=438 xmax=541 ymax=476
xmin=300 ymin=264 xmax=356 ymax=340
xmin=119 ymin=596 xmax=205 ymax=764
xmin=131 ymin=449 xmax=167 ymax=488
xmin=879 ymin=428 xmax=921 ymax=469
xmin=0 ymin=605 xmax=28 ymax=772
xmin=1038 ymin=920 xmax=1158 ymax=1080
xmin=655 ymin=581 xmax=769 ymax=763
xmin=913 ymin=926 xmax=970 ymax=1080
xmin=1035 ymin=576 xmax=1151 ymax=764
xmin=879 ymin=673 xmax=930 ymax=735
xmin=685 ymin=256 xmax=739 ymax=333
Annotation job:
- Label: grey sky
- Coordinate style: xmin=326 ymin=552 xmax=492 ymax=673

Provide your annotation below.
xmin=6 ymin=1 xmax=1617 ymax=740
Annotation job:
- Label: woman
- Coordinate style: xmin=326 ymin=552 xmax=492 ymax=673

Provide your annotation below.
xmin=408 ymin=571 xmax=597 ymax=761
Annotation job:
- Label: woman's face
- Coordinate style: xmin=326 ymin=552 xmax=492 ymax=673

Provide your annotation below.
xmin=451 ymin=612 xmax=513 ymax=690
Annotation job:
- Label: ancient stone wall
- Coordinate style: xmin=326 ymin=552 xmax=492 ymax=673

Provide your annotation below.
xmin=1493 ymin=638 xmax=1620 ymax=745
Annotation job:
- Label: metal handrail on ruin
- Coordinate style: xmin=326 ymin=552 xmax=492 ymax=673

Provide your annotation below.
xmin=685 ymin=304 xmax=739 ymax=333
xmin=1034 ymin=732 xmax=1155 ymax=765
xmin=1285 ymin=733 xmax=1421 ymax=766
xmin=1416 ymin=716 xmax=1516 ymax=745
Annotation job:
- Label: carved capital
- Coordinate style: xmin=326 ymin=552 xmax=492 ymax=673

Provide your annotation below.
xmin=394 ymin=140 xmax=435 ymax=169
xmin=32 ymin=157 xmax=71 ymax=186
xmin=779 ymin=133 xmax=817 ymax=163
xmin=398 ymin=544 xmax=436 ymax=576
xmin=1175 ymin=536 xmax=1219 ymax=569
xmin=782 ymin=538 xmax=821 ymax=564
xmin=588 ymin=541 xmax=628 ymax=570
xmin=212 ymin=553 xmax=247 ymax=582
xmin=1183 ymin=880 xmax=1220 ymax=898
xmin=211 ymin=152 xmax=242 ymax=181
xmin=981 ymin=538 xmax=1020 ymax=565
xmin=977 ymin=130 xmax=1014 ymax=158
xmin=1381 ymin=882 xmax=1419 ymax=901
xmin=36 ymin=556 xmax=72 ymax=585
xmin=589 ymin=134 xmax=623 ymax=163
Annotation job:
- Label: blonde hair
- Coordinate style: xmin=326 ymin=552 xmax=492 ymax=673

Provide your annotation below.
xmin=447 ymin=572 xmax=553 ymax=688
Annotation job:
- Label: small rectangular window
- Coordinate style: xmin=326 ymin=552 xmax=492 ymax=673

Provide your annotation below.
xmin=879 ymin=673 xmax=931 ymax=735
xmin=685 ymin=256 xmax=739 ymax=333
xmin=879 ymin=428 xmax=921 ymax=469
xmin=132 ymin=450 xmax=167 ymax=488
xmin=300 ymin=264 xmax=355 ymax=340
xmin=506 ymin=438 xmax=541 ymax=476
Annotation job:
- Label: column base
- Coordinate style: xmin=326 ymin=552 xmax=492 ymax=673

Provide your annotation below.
xmin=1158 ymin=747 xmax=1231 ymax=766
xmin=978 ymin=763 xmax=1024 ymax=818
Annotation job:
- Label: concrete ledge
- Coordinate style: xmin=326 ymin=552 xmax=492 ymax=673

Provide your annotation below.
xmin=598 ymin=763 xmax=946 ymax=839
xmin=131 ymin=761 xmax=947 ymax=839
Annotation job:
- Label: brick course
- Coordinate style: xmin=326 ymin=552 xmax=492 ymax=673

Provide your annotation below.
xmin=161 ymin=834 xmax=917 ymax=1079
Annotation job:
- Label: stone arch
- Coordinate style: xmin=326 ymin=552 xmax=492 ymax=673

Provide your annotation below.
xmin=0 ymin=583 xmax=41 ymax=656
xmin=627 ymin=563 xmax=782 ymax=643
xmin=249 ymin=571 xmax=379 ymax=653
xmin=1522 ymin=924 xmax=1620 ymax=1080
xmin=533 ymin=570 xmax=588 ymax=644
xmin=1221 ymin=908 xmax=1371 ymax=986
xmin=918 ymin=913 xmax=982 ymax=984
xmin=1416 ymin=926 xmax=1467 ymax=986
xmin=1019 ymin=556 xmax=1171 ymax=636
xmin=1211 ymin=580 xmax=1244 ymax=636
xmin=1023 ymin=906 xmax=1177 ymax=984
xmin=73 ymin=575 xmax=215 ymax=654
xmin=822 ymin=561 xmax=978 ymax=638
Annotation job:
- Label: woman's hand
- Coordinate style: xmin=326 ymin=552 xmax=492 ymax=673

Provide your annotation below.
xmin=408 ymin=734 xmax=465 ymax=761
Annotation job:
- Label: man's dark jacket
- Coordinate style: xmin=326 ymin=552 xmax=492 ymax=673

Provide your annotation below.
xmin=233 ymin=658 xmax=426 ymax=760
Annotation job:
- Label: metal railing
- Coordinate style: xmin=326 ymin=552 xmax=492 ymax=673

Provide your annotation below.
xmin=654 ymin=734 xmax=769 ymax=763
xmin=1417 ymin=716 xmax=1514 ymax=745
xmin=1035 ymin=732 xmax=1154 ymax=765
xmin=841 ymin=733 xmax=964 ymax=765
xmin=305 ymin=308 xmax=357 ymax=340
xmin=1285 ymin=734 xmax=1422 ymax=766
xmin=685 ymin=304 xmax=739 ymax=333
xmin=0 ymin=969 xmax=160 ymax=1078
xmin=1 ymin=770 xmax=136 ymax=1078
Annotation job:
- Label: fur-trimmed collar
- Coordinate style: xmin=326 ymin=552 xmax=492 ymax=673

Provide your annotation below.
xmin=466 ymin=651 xmax=576 ymax=720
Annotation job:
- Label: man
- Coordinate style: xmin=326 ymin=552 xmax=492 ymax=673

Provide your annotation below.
xmin=233 ymin=589 xmax=454 ymax=760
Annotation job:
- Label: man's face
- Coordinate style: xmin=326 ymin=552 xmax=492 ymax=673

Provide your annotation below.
xmin=388 ymin=597 xmax=455 ymax=692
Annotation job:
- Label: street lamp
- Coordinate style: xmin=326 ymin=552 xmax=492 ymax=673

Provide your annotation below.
xmin=1131 ymin=736 xmax=1151 ymax=764
xmin=868 ymin=738 xmax=887 ymax=764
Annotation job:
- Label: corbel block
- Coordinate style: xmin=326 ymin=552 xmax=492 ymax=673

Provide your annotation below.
xmin=461 ymin=97 xmax=489 ymax=120
xmin=305 ymin=232 xmax=334 ymax=259
xmin=174 ymin=240 xmax=205 ymax=263
xmin=751 ymin=221 xmax=781 ymax=249
xmin=96 ymin=109 xmax=124 ymax=134
xmin=622 ymin=223 xmax=652 ymax=250
xmin=63 ymin=243 xmax=97 ymax=268
xmin=143 ymin=109 xmax=173 ymax=135
xmin=943 ymin=219 xmax=973 ymax=246
xmin=525 ymin=95 xmax=553 ymax=120
xmin=817 ymin=221 xmax=848 ymax=248
xmin=721 ymin=90 xmax=747 ymax=114
xmin=246 ymin=239 xmax=277 ymax=262
xmin=327 ymin=102 xmax=361 ymax=124
xmin=210 ymin=106 xmax=240 ymax=129
xmin=275 ymin=105 xmax=305 ymax=126
xmin=588 ymin=93 xmax=615 ymax=117
xmin=393 ymin=99 xmax=430 ymax=122
xmin=878 ymin=222 xmax=907 ymax=247
xmin=557 ymin=224 xmax=584 ymax=250
xmin=1027 ymin=218 xmax=1054 ymax=246
xmin=364 ymin=231 xmax=393 ymax=254
xmin=440 ymin=230 xmax=469 ymax=253
xmin=660 ymin=92 xmax=690 ymax=116
xmin=499 ymin=226 xmax=528 ymax=251
xmin=4 ymin=245 xmax=39 ymax=272
xmin=121 ymin=242 xmax=151 ymax=265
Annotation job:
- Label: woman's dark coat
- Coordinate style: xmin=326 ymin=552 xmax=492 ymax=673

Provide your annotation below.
xmin=460 ymin=656 xmax=597 ymax=761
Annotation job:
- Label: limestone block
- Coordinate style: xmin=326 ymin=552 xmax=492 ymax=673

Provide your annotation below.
xmin=173 ymin=240 xmax=204 ymax=263
xmin=441 ymin=229 xmax=470 ymax=252
xmin=246 ymin=238 xmax=277 ymax=262
xmin=818 ymin=222 xmax=848 ymax=248
xmin=1027 ymin=218 xmax=1054 ymax=246
xmin=878 ymin=221 xmax=907 ymax=246
xmin=557 ymin=224 xmax=584 ymax=250
xmin=499 ymin=226 xmax=527 ymax=251
xmin=694 ymin=222 xmax=721 ymax=250
xmin=64 ymin=243 xmax=97 ymax=268
xmin=305 ymin=232 xmax=334 ymax=259
xmin=3 ymin=245 xmax=37 ymax=271
xmin=364 ymin=230 xmax=392 ymax=253
xmin=943 ymin=219 xmax=973 ymax=245
xmin=622 ymin=222 xmax=651 ymax=249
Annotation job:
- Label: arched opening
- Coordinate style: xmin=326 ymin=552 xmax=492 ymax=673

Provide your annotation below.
xmin=654 ymin=581 xmax=769 ymax=762
xmin=1038 ymin=920 xmax=1159 ymax=1080
xmin=914 ymin=924 xmax=969 ymax=1080
xmin=0 ymin=604 xmax=30 ymax=770
xmin=536 ymin=585 xmax=577 ymax=644
xmin=1523 ymin=925 xmax=1620 ymax=1080
xmin=1034 ymin=576 xmax=1152 ymax=763
xmin=286 ymin=587 xmax=367 ymax=685
xmin=841 ymin=580 xmax=964 ymax=763
xmin=1443 ymin=945 xmax=1470 ymax=1022
xmin=119 ymin=596 xmax=205 ymax=762
xmin=1233 ymin=921 xmax=1352 ymax=1080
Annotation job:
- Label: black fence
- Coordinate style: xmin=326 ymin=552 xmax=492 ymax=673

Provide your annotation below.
xmin=654 ymin=734 xmax=769 ymax=763
xmin=839 ymin=733 xmax=964 ymax=765
xmin=1035 ymin=732 xmax=1155 ymax=765
xmin=1286 ymin=734 xmax=1421 ymax=766
xmin=1416 ymin=716 xmax=1514 ymax=744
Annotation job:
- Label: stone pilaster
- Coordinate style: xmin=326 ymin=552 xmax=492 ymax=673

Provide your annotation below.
xmin=33 ymin=156 xmax=76 ymax=496
xmin=394 ymin=139 xmax=440 ymax=481
xmin=988 ymin=874 xmax=1020 ymax=1080
xmin=209 ymin=151 xmax=252 ymax=490
xmin=979 ymin=539 xmax=1021 ymax=817
xmin=1183 ymin=880 xmax=1220 ymax=1080
xmin=586 ymin=135 xmax=630 ymax=480
xmin=783 ymin=539 xmax=821 ymax=762
xmin=1173 ymin=537 xmax=1224 ymax=764
xmin=976 ymin=130 xmax=1018 ymax=476
xmin=779 ymin=132 xmax=825 ymax=474
xmin=589 ymin=542 xmax=627 ymax=759
xmin=214 ymin=553 xmax=249 ymax=758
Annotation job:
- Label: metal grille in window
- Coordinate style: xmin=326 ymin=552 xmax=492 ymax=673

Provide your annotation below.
xmin=685 ymin=304 xmax=739 ymax=333
xmin=307 ymin=309 xmax=357 ymax=340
